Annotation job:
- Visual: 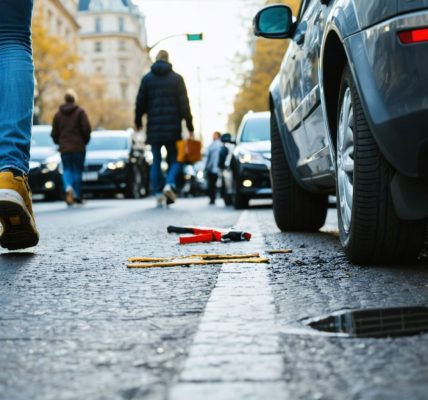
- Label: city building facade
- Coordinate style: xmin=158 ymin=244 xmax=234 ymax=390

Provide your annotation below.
xmin=34 ymin=0 xmax=80 ymax=49
xmin=77 ymin=0 xmax=151 ymax=107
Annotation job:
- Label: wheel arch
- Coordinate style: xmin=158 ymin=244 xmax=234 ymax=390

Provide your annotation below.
xmin=321 ymin=30 xmax=348 ymax=150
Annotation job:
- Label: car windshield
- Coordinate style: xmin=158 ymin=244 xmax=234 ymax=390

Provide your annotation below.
xmin=87 ymin=135 xmax=129 ymax=151
xmin=240 ymin=118 xmax=270 ymax=142
xmin=31 ymin=128 xmax=54 ymax=147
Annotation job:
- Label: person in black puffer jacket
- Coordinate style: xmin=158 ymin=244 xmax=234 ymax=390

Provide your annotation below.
xmin=135 ymin=50 xmax=194 ymax=206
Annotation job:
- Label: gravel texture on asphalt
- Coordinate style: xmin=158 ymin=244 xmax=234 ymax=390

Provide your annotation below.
xmin=2 ymin=199 xmax=428 ymax=400
xmin=257 ymin=209 xmax=428 ymax=400
xmin=0 ymin=199 xmax=241 ymax=400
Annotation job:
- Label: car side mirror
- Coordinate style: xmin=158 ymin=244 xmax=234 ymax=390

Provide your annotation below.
xmin=253 ymin=4 xmax=293 ymax=39
xmin=221 ymin=133 xmax=236 ymax=144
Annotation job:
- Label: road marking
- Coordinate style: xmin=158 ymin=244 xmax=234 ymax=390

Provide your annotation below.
xmin=169 ymin=211 xmax=287 ymax=400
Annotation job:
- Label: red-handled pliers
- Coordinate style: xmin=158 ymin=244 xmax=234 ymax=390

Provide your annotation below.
xmin=167 ymin=226 xmax=252 ymax=245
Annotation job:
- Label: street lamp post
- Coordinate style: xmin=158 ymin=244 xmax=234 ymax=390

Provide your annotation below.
xmin=147 ymin=32 xmax=203 ymax=52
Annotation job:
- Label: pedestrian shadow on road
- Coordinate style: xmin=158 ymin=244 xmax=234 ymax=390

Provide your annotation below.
xmin=0 ymin=252 xmax=37 ymax=266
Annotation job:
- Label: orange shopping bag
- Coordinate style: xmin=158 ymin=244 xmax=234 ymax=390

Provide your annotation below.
xmin=176 ymin=139 xmax=202 ymax=163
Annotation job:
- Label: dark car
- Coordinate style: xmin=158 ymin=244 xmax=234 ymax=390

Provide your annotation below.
xmin=222 ymin=111 xmax=271 ymax=209
xmin=179 ymin=160 xmax=207 ymax=197
xmin=82 ymin=130 xmax=149 ymax=198
xmin=29 ymin=125 xmax=62 ymax=201
xmin=253 ymin=1 xmax=428 ymax=264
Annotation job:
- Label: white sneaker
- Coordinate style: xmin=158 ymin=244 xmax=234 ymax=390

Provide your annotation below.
xmin=163 ymin=184 xmax=176 ymax=204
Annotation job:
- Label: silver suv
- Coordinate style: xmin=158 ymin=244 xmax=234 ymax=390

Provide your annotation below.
xmin=254 ymin=1 xmax=428 ymax=264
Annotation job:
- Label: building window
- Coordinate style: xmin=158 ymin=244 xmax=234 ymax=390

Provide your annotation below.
xmin=120 ymin=64 xmax=127 ymax=76
xmin=95 ymin=42 xmax=102 ymax=52
xmin=57 ymin=18 xmax=62 ymax=36
xmin=118 ymin=41 xmax=126 ymax=51
xmin=96 ymin=65 xmax=103 ymax=74
xmin=95 ymin=17 xmax=102 ymax=33
xmin=118 ymin=17 xmax=125 ymax=32
xmin=121 ymin=83 xmax=128 ymax=100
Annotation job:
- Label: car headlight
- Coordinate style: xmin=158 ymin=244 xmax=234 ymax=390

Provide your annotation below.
xmin=46 ymin=161 xmax=59 ymax=171
xmin=107 ymin=160 xmax=126 ymax=170
xmin=29 ymin=161 xmax=41 ymax=170
xmin=41 ymin=161 xmax=59 ymax=173
xmin=238 ymin=150 xmax=266 ymax=164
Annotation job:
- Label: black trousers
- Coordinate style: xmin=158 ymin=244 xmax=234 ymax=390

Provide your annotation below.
xmin=207 ymin=172 xmax=218 ymax=202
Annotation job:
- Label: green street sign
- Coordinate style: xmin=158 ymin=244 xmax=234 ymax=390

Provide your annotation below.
xmin=186 ymin=33 xmax=203 ymax=41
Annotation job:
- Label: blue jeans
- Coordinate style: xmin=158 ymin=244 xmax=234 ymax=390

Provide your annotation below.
xmin=61 ymin=152 xmax=85 ymax=199
xmin=0 ymin=0 xmax=34 ymax=175
xmin=150 ymin=142 xmax=181 ymax=195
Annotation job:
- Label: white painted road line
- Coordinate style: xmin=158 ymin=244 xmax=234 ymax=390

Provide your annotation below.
xmin=169 ymin=211 xmax=288 ymax=400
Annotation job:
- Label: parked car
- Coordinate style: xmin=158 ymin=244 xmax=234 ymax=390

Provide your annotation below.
xmin=222 ymin=112 xmax=272 ymax=209
xmin=179 ymin=160 xmax=207 ymax=198
xmin=253 ymin=1 xmax=428 ymax=264
xmin=29 ymin=125 xmax=62 ymax=201
xmin=82 ymin=130 xmax=149 ymax=198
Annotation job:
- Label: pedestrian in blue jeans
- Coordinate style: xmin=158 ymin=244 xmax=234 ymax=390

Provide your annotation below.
xmin=0 ymin=0 xmax=40 ymax=250
xmin=51 ymin=89 xmax=91 ymax=205
xmin=135 ymin=50 xmax=194 ymax=207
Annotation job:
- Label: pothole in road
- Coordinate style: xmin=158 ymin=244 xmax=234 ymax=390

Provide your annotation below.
xmin=307 ymin=307 xmax=428 ymax=338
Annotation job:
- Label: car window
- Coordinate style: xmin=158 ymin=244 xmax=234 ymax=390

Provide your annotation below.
xmin=87 ymin=136 xmax=129 ymax=151
xmin=240 ymin=118 xmax=270 ymax=143
xmin=31 ymin=130 xmax=54 ymax=147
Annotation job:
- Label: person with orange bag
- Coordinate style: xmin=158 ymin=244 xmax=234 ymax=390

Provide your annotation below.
xmin=135 ymin=50 xmax=194 ymax=207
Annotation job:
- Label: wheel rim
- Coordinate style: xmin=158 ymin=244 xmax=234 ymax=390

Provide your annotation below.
xmin=337 ymin=87 xmax=354 ymax=234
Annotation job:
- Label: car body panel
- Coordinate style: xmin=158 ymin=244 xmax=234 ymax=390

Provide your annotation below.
xmin=29 ymin=125 xmax=62 ymax=199
xmin=82 ymin=130 xmax=149 ymax=196
xmin=222 ymin=112 xmax=272 ymax=200
xmin=344 ymin=11 xmax=428 ymax=178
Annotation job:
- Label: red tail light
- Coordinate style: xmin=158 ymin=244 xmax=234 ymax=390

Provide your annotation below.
xmin=398 ymin=27 xmax=428 ymax=44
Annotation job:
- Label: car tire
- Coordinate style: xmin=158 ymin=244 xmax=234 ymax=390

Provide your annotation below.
xmin=232 ymin=175 xmax=249 ymax=209
xmin=336 ymin=65 xmax=426 ymax=264
xmin=270 ymin=111 xmax=328 ymax=231
xmin=124 ymin=166 xmax=143 ymax=199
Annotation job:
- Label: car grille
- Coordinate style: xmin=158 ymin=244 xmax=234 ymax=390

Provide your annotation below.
xmin=85 ymin=164 xmax=103 ymax=172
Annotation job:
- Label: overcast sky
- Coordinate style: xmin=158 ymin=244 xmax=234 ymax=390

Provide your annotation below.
xmin=134 ymin=0 xmax=264 ymax=141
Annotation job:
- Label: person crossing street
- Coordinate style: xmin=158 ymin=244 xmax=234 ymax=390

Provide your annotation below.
xmin=135 ymin=50 xmax=194 ymax=206
xmin=205 ymin=131 xmax=223 ymax=205
xmin=51 ymin=89 xmax=91 ymax=206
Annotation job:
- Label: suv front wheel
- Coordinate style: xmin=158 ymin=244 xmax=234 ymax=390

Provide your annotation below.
xmin=336 ymin=65 xmax=426 ymax=264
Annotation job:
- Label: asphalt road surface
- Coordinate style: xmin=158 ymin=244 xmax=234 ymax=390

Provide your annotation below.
xmin=1 ymin=197 xmax=428 ymax=400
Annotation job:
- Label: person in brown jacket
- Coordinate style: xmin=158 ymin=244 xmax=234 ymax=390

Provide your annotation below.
xmin=51 ymin=89 xmax=91 ymax=205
